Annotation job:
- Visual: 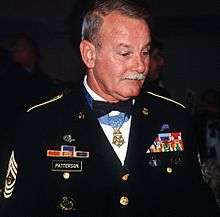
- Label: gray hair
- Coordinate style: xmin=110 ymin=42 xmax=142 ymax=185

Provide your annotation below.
xmin=81 ymin=0 xmax=152 ymax=46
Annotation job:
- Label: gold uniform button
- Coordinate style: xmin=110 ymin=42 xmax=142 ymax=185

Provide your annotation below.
xmin=166 ymin=167 xmax=173 ymax=174
xmin=120 ymin=196 xmax=129 ymax=206
xmin=121 ymin=174 xmax=129 ymax=181
xmin=63 ymin=172 xmax=70 ymax=179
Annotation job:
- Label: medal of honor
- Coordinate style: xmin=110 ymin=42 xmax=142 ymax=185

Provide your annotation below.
xmin=98 ymin=111 xmax=130 ymax=148
xmin=112 ymin=128 xmax=125 ymax=147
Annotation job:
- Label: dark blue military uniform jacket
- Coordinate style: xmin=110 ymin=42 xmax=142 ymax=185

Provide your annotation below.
xmin=1 ymin=84 xmax=219 ymax=217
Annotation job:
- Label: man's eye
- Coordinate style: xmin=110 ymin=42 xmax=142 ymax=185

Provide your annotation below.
xmin=120 ymin=52 xmax=131 ymax=57
xmin=142 ymin=50 xmax=149 ymax=56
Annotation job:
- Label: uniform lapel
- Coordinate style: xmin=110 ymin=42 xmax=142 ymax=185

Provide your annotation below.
xmin=61 ymin=89 xmax=163 ymax=171
xmin=124 ymin=96 xmax=162 ymax=167
xmin=63 ymin=88 xmax=122 ymax=171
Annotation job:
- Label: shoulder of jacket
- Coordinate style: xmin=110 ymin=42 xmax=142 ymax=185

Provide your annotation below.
xmin=26 ymin=93 xmax=64 ymax=113
xmin=145 ymin=91 xmax=186 ymax=109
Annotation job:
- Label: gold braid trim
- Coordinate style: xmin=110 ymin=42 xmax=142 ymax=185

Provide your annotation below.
xmin=146 ymin=91 xmax=185 ymax=108
xmin=26 ymin=94 xmax=63 ymax=113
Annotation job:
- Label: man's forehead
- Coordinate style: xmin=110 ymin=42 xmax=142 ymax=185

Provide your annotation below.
xmin=99 ymin=11 xmax=150 ymax=39
xmin=98 ymin=12 xmax=150 ymax=48
xmin=101 ymin=10 xmax=149 ymax=29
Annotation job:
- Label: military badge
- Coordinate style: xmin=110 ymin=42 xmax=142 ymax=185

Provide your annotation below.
xmin=146 ymin=132 xmax=184 ymax=153
xmin=3 ymin=151 xmax=18 ymax=199
xmin=47 ymin=145 xmax=89 ymax=158
xmin=63 ymin=134 xmax=75 ymax=143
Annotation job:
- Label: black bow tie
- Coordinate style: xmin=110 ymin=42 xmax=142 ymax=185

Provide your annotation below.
xmin=92 ymin=99 xmax=133 ymax=117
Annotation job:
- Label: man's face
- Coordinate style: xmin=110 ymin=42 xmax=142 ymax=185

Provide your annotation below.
xmin=86 ymin=11 xmax=151 ymax=102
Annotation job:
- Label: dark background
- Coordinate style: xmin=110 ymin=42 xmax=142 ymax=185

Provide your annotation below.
xmin=0 ymin=0 xmax=220 ymax=103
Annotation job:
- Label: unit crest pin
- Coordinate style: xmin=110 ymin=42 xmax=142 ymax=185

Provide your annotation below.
xmin=142 ymin=107 xmax=149 ymax=116
xmin=63 ymin=135 xmax=75 ymax=143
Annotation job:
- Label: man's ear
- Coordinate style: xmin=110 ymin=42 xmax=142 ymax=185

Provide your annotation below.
xmin=80 ymin=40 xmax=96 ymax=69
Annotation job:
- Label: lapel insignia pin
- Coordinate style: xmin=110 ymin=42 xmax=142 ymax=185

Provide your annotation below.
xmin=142 ymin=107 xmax=149 ymax=116
xmin=77 ymin=112 xmax=85 ymax=120
xmin=63 ymin=135 xmax=75 ymax=143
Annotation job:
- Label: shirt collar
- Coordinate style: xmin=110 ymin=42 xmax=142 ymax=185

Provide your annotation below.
xmin=83 ymin=75 xmax=135 ymax=108
xmin=83 ymin=75 xmax=106 ymax=102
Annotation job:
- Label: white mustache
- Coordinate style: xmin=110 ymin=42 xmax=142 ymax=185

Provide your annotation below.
xmin=122 ymin=72 xmax=146 ymax=80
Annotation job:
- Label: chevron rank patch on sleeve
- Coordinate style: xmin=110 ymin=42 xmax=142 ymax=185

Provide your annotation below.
xmin=4 ymin=151 xmax=18 ymax=199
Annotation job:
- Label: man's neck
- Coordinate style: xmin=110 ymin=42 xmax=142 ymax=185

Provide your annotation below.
xmin=83 ymin=75 xmax=106 ymax=102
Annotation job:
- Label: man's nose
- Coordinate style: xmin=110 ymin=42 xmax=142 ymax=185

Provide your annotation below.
xmin=132 ymin=55 xmax=146 ymax=73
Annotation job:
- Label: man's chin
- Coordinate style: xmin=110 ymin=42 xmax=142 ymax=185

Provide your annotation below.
xmin=121 ymin=88 xmax=142 ymax=100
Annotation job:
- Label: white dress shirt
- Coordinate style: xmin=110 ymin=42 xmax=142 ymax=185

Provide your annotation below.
xmin=83 ymin=76 xmax=132 ymax=165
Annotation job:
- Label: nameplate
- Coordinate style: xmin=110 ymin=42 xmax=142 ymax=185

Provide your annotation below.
xmin=51 ymin=160 xmax=82 ymax=172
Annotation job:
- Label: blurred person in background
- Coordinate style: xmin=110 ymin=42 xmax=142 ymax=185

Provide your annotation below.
xmin=142 ymin=36 xmax=170 ymax=97
xmin=194 ymin=89 xmax=220 ymax=207
xmin=202 ymin=158 xmax=220 ymax=208
xmin=1 ymin=34 xmax=63 ymax=112
xmin=0 ymin=34 xmax=63 ymax=196
xmin=194 ymin=89 xmax=220 ymax=162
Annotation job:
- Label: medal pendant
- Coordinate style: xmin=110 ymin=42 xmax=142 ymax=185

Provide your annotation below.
xmin=112 ymin=128 xmax=125 ymax=147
